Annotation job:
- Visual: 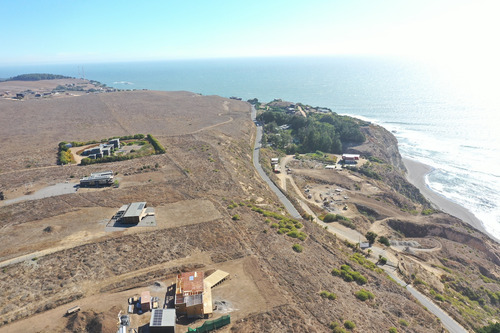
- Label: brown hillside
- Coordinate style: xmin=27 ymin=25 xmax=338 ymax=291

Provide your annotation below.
xmin=0 ymin=86 xmax=484 ymax=332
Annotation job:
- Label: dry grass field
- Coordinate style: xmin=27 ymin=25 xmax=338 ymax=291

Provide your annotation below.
xmin=0 ymin=80 xmax=498 ymax=332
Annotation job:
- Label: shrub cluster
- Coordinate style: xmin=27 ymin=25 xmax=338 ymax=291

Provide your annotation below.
xmin=292 ymin=244 xmax=303 ymax=253
xmin=378 ymin=236 xmax=390 ymax=246
xmin=323 ymin=213 xmax=349 ymax=222
xmin=355 ymin=289 xmax=375 ymax=301
xmin=351 ymin=162 xmax=382 ymax=180
xmin=250 ymin=205 xmax=306 ymax=240
xmin=398 ymin=319 xmax=409 ymax=327
xmin=329 ymin=321 xmax=347 ymax=333
xmin=58 ymin=142 xmax=75 ymax=165
xmin=339 ymin=219 xmax=356 ymax=229
xmin=332 ymin=264 xmax=367 ymax=285
xmin=343 ymin=320 xmax=356 ymax=330
xmin=319 ymin=290 xmax=337 ymax=300
xmin=349 ymin=253 xmax=381 ymax=272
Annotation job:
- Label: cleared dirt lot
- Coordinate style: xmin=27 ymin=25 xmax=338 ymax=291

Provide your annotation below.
xmin=0 ymin=207 xmax=112 ymax=262
xmin=0 ymin=255 xmax=280 ymax=333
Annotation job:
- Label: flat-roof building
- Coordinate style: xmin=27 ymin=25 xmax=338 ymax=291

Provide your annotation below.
xmin=82 ymin=140 xmax=119 ymax=158
xmin=121 ymin=202 xmax=148 ymax=224
xmin=141 ymin=290 xmax=151 ymax=312
xmin=150 ymin=309 xmax=176 ymax=333
xmin=109 ymin=138 xmax=120 ymax=149
xmin=79 ymin=171 xmax=114 ymax=187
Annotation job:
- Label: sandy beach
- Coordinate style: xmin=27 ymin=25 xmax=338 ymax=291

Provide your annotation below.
xmin=403 ymin=157 xmax=494 ymax=239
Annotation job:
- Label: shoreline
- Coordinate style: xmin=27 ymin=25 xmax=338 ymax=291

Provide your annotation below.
xmin=402 ymin=157 xmax=496 ymax=240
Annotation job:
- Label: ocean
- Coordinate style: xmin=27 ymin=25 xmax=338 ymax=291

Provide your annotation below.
xmin=1 ymin=56 xmax=499 ymax=240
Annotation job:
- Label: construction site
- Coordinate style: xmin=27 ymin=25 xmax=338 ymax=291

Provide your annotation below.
xmin=89 ymin=269 xmax=231 ymax=333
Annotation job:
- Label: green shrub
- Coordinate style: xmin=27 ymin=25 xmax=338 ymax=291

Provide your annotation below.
xmin=379 ymin=257 xmax=388 ymax=265
xmin=421 ymin=208 xmax=435 ymax=215
xmin=232 ymin=214 xmax=240 ymax=220
xmin=339 ymin=219 xmax=356 ymax=229
xmin=319 ymin=290 xmax=337 ymax=300
xmin=398 ymin=319 xmax=409 ymax=327
xmin=434 ymin=294 xmax=445 ymax=302
xmin=332 ymin=264 xmax=367 ymax=285
xmin=344 ymin=320 xmax=356 ymax=330
xmin=323 ymin=213 xmax=337 ymax=222
xmin=413 ymin=278 xmax=427 ymax=286
xmin=270 ymin=223 xmax=279 ymax=228
xmin=476 ymin=322 xmax=500 ymax=333
xmin=378 ymin=236 xmax=390 ymax=246
xmin=292 ymin=244 xmax=303 ymax=253
xmin=388 ymin=328 xmax=398 ymax=333
xmin=329 ymin=322 xmax=347 ymax=333
xmin=350 ymin=253 xmax=377 ymax=271
xmin=355 ymin=289 xmax=375 ymax=301
xmin=323 ymin=213 xmax=349 ymax=222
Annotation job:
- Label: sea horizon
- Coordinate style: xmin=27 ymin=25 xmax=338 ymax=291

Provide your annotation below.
xmin=1 ymin=56 xmax=499 ymax=241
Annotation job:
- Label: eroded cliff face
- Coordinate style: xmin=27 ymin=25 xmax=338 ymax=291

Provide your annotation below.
xmin=345 ymin=123 xmax=429 ymax=207
xmin=346 ymin=123 xmax=406 ymax=171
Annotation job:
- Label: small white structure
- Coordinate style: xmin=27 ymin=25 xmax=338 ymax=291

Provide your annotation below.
xmin=271 ymin=157 xmax=279 ymax=165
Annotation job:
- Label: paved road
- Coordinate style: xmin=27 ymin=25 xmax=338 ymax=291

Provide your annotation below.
xmin=0 ymin=182 xmax=78 ymax=207
xmin=251 ymin=106 xmax=301 ymax=219
xmin=250 ymin=105 xmax=468 ymax=333
xmin=383 ymin=268 xmax=468 ymax=333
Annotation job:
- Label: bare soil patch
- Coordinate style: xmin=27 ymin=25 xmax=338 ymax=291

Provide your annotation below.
xmin=0 ymin=207 xmax=113 ymax=262
xmin=155 ymin=199 xmax=222 ymax=229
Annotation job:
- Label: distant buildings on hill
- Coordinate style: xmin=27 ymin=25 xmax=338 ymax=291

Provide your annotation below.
xmin=81 ymin=139 xmax=120 ymax=159
xmin=79 ymin=171 xmax=114 ymax=187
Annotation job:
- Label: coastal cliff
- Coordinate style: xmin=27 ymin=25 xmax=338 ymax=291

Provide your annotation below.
xmin=346 ymin=123 xmax=430 ymax=207
xmin=347 ymin=123 xmax=406 ymax=171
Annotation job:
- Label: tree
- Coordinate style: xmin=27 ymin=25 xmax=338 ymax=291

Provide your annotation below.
xmin=365 ymin=231 xmax=378 ymax=245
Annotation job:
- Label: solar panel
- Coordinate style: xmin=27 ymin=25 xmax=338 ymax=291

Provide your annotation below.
xmin=153 ymin=309 xmax=163 ymax=326
xmin=152 ymin=309 xmax=163 ymax=326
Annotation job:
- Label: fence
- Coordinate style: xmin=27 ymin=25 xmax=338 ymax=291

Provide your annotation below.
xmin=187 ymin=315 xmax=231 ymax=333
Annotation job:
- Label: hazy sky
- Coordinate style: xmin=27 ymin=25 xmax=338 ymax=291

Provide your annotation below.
xmin=1 ymin=0 xmax=499 ymax=65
